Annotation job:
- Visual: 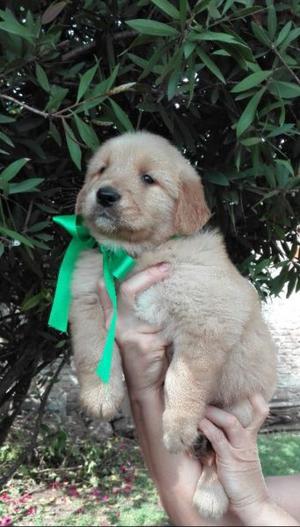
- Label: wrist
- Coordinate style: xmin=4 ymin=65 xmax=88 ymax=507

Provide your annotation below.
xmin=235 ymin=496 xmax=275 ymax=526
xmin=128 ymin=384 xmax=164 ymax=405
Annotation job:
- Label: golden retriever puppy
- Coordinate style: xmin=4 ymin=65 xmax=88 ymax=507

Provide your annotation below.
xmin=70 ymin=131 xmax=277 ymax=519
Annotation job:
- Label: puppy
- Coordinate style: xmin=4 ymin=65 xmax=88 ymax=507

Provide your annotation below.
xmin=70 ymin=131 xmax=276 ymax=519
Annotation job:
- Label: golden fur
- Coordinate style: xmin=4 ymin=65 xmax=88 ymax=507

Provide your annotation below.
xmin=70 ymin=132 xmax=277 ymax=519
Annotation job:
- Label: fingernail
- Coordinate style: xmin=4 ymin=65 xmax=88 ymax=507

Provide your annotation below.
xmin=158 ymin=262 xmax=170 ymax=272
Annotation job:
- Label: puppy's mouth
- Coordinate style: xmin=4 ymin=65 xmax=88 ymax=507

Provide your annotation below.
xmin=92 ymin=206 xmax=119 ymax=231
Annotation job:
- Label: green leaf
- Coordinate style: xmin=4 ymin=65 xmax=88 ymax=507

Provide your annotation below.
xmin=212 ymin=49 xmax=231 ymax=56
xmin=231 ymin=6 xmax=267 ymax=20
xmin=28 ymin=221 xmax=50 ymax=233
xmin=240 ymin=137 xmax=262 ymax=146
xmin=73 ymin=114 xmax=100 ymax=150
xmin=0 ymin=113 xmax=15 ymax=123
xmin=167 ymin=69 xmax=181 ymax=100
xmin=275 ymin=21 xmax=292 ymax=47
xmin=90 ymin=64 xmax=120 ymax=98
xmin=197 ymin=48 xmax=225 ymax=83
xmin=126 ymin=19 xmax=179 ymax=37
xmin=203 ymin=171 xmax=229 ymax=186
xmin=21 ymin=292 xmax=44 ymax=311
xmin=0 ymin=225 xmax=34 ymax=248
xmin=190 ymin=31 xmax=246 ymax=46
xmin=109 ymin=99 xmax=134 ymax=131
xmin=194 ymin=0 xmax=213 ymax=15
xmin=9 ymin=178 xmax=43 ymax=194
xmin=231 ymin=70 xmax=272 ymax=93
xmin=222 ymin=0 xmax=234 ymax=14
xmin=0 ymin=8 xmax=35 ymax=42
xmin=183 ymin=41 xmax=196 ymax=59
xmin=267 ymin=4 xmax=277 ymax=40
xmin=63 ymin=121 xmax=82 ymax=170
xmin=268 ymin=81 xmax=300 ymax=99
xmin=0 ymin=242 xmax=4 ymax=258
xmin=279 ymin=27 xmax=300 ymax=51
xmin=45 ymin=85 xmax=69 ymax=112
xmin=77 ymin=63 xmax=98 ymax=102
xmin=179 ymin=0 xmax=188 ymax=21
xmin=263 ymin=165 xmax=276 ymax=188
xmin=0 ymin=158 xmax=29 ymax=183
xmin=251 ymin=22 xmax=271 ymax=46
xmin=267 ymin=124 xmax=295 ymax=138
xmin=139 ymin=47 xmax=165 ymax=79
xmin=0 ymin=131 xmax=14 ymax=147
xmin=236 ymin=88 xmax=265 ymax=137
xmin=151 ymin=0 xmax=180 ymax=19
xmin=49 ymin=121 xmax=62 ymax=146
xmin=275 ymin=159 xmax=294 ymax=177
xmin=35 ymin=64 xmax=50 ymax=93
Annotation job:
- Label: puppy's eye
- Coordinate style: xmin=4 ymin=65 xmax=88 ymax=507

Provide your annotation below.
xmin=141 ymin=174 xmax=156 ymax=185
xmin=99 ymin=166 xmax=106 ymax=174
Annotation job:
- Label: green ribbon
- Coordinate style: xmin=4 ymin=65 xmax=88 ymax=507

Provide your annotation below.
xmin=48 ymin=215 xmax=136 ymax=383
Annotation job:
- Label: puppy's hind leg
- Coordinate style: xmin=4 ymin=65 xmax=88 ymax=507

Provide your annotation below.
xmin=70 ymin=294 xmax=125 ymax=420
xmin=193 ymin=399 xmax=254 ymax=520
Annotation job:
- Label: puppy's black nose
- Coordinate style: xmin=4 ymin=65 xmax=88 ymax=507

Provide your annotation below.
xmin=96 ymin=186 xmax=121 ymax=207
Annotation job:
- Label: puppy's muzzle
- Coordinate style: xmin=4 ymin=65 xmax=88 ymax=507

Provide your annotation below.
xmin=96 ymin=186 xmax=121 ymax=208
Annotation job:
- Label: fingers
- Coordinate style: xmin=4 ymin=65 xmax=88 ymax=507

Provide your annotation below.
xmin=119 ymin=263 xmax=170 ymax=304
xmin=248 ymin=394 xmax=269 ymax=432
xmin=199 ymin=395 xmax=269 ymax=454
xmin=204 ymin=406 xmax=244 ymax=447
xmin=198 ymin=418 xmax=230 ymax=458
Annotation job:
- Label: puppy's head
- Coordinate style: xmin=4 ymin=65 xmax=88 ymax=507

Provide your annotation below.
xmin=77 ymin=132 xmax=210 ymax=251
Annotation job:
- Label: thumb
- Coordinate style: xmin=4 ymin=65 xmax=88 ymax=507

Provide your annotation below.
xmin=119 ymin=263 xmax=170 ymax=304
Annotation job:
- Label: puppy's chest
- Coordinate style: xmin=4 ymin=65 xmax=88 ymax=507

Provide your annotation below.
xmin=135 ymin=285 xmax=169 ymax=327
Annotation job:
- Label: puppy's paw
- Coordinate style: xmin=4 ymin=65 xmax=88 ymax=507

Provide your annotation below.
xmin=193 ymin=465 xmax=229 ymax=519
xmin=162 ymin=411 xmax=198 ymax=453
xmin=80 ymin=377 xmax=125 ymax=420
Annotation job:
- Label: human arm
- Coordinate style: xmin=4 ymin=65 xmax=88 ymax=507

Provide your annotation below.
xmin=98 ymin=266 xmax=300 ymax=526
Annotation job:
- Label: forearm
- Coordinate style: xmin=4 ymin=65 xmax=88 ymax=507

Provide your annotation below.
xmin=129 ymin=387 xmax=201 ymax=525
xmin=239 ymin=499 xmax=299 ymax=526
xmin=128 ymin=387 xmax=241 ymax=526
xmin=265 ymin=475 xmax=300 ymax=524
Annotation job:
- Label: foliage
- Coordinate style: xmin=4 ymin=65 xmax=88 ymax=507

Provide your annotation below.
xmin=0 ymin=1 xmax=299 ymax=443
xmin=0 ymin=432 xmax=299 ymax=525
xmin=0 ymin=434 xmax=167 ymax=526
xmin=258 ymin=432 xmax=300 ymax=476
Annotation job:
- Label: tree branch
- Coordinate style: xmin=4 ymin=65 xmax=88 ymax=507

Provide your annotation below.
xmin=0 ymin=94 xmax=49 ymax=118
xmin=272 ymin=45 xmax=300 ymax=85
xmin=61 ymin=31 xmax=137 ymax=61
xmin=0 ymin=82 xmax=135 ymax=123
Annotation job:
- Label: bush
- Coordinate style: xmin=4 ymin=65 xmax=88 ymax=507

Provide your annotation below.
xmin=0 ymin=0 xmax=299 ymax=448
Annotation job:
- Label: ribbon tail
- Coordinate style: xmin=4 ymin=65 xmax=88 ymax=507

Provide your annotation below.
xmin=96 ymin=312 xmax=117 ymax=383
xmin=48 ymin=238 xmax=86 ymax=332
xmin=96 ymin=251 xmax=118 ymax=383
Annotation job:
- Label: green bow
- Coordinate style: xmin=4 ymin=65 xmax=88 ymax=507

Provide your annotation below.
xmin=48 ymin=215 xmax=136 ymax=383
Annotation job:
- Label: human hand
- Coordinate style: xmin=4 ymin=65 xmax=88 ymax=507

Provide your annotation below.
xmin=199 ymin=394 xmax=271 ymax=522
xmin=98 ymin=263 xmax=170 ymax=395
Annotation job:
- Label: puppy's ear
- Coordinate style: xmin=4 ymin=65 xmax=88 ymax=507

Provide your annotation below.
xmin=174 ymin=175 xmax=211 ymax=235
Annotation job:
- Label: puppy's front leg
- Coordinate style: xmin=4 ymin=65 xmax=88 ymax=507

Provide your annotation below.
xmin=70 ymin=250 xmax=124 ymax=419
xmin=70 ymin=294 xmax=125 ymax=419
